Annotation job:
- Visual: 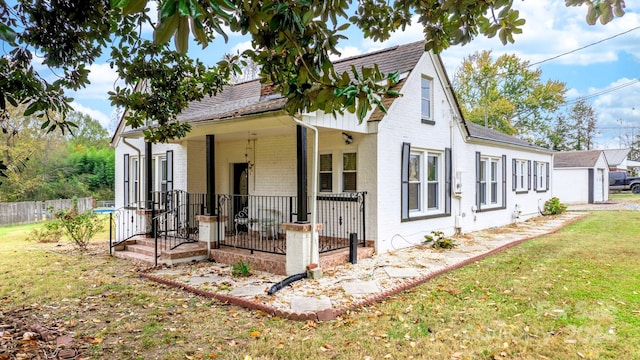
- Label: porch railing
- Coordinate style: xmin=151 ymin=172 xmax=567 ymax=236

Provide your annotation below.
xmin=110 ymin=191 xmax=207 ymax=255
xmin=109 ymin=202 xmax=149 ymax=254
xmin=216 ymin=192 xmax=366 ymax=255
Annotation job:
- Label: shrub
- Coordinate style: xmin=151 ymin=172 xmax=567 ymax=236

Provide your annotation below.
xmin=231 ymin=260 xmax=252 ymax=277
xmin=424 ymin=230 xmax=457 ymax=250
xmin=54 ymin=198 xmax=104 ymax=251
xmin=28 ymin=221 xmax=64 ymax=243
xmin=543 ymin=197 xmax=567 ymax=215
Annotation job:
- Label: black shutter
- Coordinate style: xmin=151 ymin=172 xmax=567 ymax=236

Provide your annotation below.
xmin=123 ymin=154 xmax=130 ymax=206
xmin=166 ymin=150 xmax=174 ymax=194
xmin=475 ymin=152 xmax=481 ymax=210
xmin=533 ymin=161 xmax=538 ymax=191
xmin=445 ymin=148 xmax=451 ymax=215
xmin=512 ymin=159 xmax=517 ymax=191
xmin=401 ymin=143 xmax=411 ymax=220
xmin=546 ymin=162 xmax=550 ymax=190
xmin=502 ymin=155 xmax=507 ymax=208
xmin=527 ymin=160 xmax=532 ymax=191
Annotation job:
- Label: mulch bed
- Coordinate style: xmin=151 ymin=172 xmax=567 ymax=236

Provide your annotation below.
xmin=0 ymin=308 xmax=86 ymax=360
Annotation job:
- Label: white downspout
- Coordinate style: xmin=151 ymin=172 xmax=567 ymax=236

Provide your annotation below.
xmin=292 ymin=114 xmax=319 ymax=266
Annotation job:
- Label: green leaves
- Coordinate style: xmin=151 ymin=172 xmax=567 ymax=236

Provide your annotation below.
xmin=0 ymin=23 xmax=17 ymax=45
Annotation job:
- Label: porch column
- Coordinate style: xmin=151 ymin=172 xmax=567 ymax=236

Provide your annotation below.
xmin=145 ymin=141 xmax=153 ymax=211
xmin=206 ymin=134 xmax=216 ymax=215
xmin=145 ymin=141 xmax=154 ymax=236
xmin=296 ymin=125 xmax=308 ymax=223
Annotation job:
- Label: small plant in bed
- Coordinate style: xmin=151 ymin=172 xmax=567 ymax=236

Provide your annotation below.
xmin=231 ymin=260 xmax=252 ymax=277
xmin=424 ymin=231 xmax=457 ymax=250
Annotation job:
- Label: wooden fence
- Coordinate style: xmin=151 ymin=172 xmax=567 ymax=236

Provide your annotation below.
xmin=0 ymin=198 xmax=94 ymax=226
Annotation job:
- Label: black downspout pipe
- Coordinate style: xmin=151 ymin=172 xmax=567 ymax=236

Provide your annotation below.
xmin=296 ymin=125 xmax=308 ymax=223
xmin=145 ymin=141 xmax=154 ymax=235
xmin=206 ymin=134 xmax=216 ymax=215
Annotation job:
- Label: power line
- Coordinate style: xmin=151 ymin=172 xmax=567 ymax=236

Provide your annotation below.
xmin=561 ymin=79 xmax=639 ymax=106
xmin=528 ymin=26 xmax=640 ymax=68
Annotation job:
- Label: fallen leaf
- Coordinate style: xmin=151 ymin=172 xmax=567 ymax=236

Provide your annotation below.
xmin=91 ymin=338 xmax=104 ymax=344
xmin=249 ymin=331 xmax=260 ymax=337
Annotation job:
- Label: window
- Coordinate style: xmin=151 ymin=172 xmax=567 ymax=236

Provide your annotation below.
xmin=534 ymin=161 xmax=549 ymax=192
xmin=319 ymin=154 xmax=333 ymax=192
xmin=342 ymin=152 xmax=357 ymax=192
xmin=124 ymin=154 xmax=130 ymax=206
xmin=476 ymin=153 xmax=506 ymax=210
xmin=513 ymin=159 xmax=530 ymax=192
xmin=402 ymin=143 xmax=451 ymax=221
xmin=409 ymin=150 xmax=442 ymax=213
xmin=408 ymin=153 xmax=421 ymax=211
xmin=478 ymin=157 xmax=500 ymax=205
xmin=132 ymin=158 xmax=139 ymax=203
xmin=421 ymin=76 xmax=434 ymax=124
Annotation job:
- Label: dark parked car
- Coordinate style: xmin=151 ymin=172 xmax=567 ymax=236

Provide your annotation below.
xmin=609 ymin=171 xmax=640 ymax=194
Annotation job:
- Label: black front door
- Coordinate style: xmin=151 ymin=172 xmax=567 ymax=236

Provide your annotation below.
xmin=233 ymin=163 xmax=249 ymax=230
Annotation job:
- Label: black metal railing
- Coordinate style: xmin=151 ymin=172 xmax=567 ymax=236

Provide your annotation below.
xmin=217 ymin=194 xmax=293 ymax=255
xmin=110 ymin=191 xmax=207 ymax=256
xmin=313 ymin=192 xmax=366 ymax=253
xmin=109 ymin=202 xmax=149 ymax=254
xmin=153 ymin=190 xmax=206 ymax=252
xmin=216 ymin=192 xmax=366 ymax=255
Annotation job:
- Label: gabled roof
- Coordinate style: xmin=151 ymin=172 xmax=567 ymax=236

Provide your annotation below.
xmin=602 ymin=148 xmax=630 ymax=166
xmin=464 ymin=121 xmax=548 ymax=151
xmin=554 ymin=150 xmax=605 ymax=168
xmin=177 ymin=41 xmax=426 ymax=124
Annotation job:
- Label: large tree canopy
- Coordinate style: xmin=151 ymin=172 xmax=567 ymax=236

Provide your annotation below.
xmin=452 ymin=50 xmax=568 ymax=140
xmin=0 ymin=0 xmax=627 ymax=180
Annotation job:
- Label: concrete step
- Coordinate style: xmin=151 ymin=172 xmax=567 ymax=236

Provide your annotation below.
xmin=112 ymin=249 xmax=156 ymax=264
xmin=126 ymin=244 xmax=157 ymax=257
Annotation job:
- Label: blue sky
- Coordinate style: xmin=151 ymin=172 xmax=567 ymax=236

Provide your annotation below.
xmin=58 ymin=1 xmax=640 ymax=149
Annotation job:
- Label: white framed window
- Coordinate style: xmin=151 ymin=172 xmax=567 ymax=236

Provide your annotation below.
xmin=534 ymin=161 xmax=548 ymax=191
xmin=319 ymin=153 xmax=333 ymax=192
xmin=478 ymin=155 xmax=502 ymax=208
xmin=421 ymin=76 xmax=433 ymax=124
xmin=514 ymin=159 xmax=529 ymax=192
xmin=342 ymin=152 xmax=357 ymax=192
xmin=318 ymin=151 xmax=357 ymax=193
xmin=132 ymin=158 xmax=139 ymax=203
xmin=409 ymin=150 xmax=443 ymax=213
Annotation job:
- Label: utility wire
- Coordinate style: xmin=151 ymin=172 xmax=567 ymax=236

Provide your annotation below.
xmin=561 ymin=79 xmax=639 ymax=106
xmin=528 ymin=26 xmax=640 ymax=68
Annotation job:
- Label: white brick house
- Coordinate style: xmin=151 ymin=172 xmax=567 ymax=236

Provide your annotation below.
xmin=111 ymin=41 xmax=554 ymax=273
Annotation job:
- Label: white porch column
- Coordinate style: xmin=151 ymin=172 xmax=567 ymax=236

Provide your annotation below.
xmin=282 ymin=222 xmax=323 ymax=275
xmin=196 ymin=215 xmax=226 ymax=250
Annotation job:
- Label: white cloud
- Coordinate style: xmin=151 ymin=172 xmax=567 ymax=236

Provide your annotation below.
xmin=71 ymin=102 xmax=111 ymax=129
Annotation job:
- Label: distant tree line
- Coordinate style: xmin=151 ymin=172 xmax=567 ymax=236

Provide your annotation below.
xmin=0 ymin=107 xmax=114 ymax=202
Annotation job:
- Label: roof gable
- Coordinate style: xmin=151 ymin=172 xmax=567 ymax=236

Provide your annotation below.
xmin=602 ymin=148 xmax=630 ymax=166
xmin=554 ymin=150 xmax=604 ymax=168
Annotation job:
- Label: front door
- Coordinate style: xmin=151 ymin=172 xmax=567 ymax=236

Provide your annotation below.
xmin=233 ymin=163 xmax=249 ymax=231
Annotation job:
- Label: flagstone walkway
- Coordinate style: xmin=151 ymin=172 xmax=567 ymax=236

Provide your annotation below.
xmin=140 ymin=208 xmax=601 ymax=321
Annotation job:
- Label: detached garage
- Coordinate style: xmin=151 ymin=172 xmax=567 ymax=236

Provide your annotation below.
xmin=553 ymin=150 xmax=609 ymax=204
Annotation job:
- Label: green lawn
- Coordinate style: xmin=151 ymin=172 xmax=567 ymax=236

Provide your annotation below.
xmin=1 ymin=211 xmax=639 ymax=359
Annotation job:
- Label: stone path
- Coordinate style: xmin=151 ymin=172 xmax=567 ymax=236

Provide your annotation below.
xmin=146 ymin=210 xmax=590 ymax=319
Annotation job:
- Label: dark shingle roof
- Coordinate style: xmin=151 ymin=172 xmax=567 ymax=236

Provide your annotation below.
xmin=177 ymin=41 xmax=426 ymax=123
xmin=464 ymin=121 xmax=547 ymax=151
xmin=554 ymin=150 xmax=604 ymax=168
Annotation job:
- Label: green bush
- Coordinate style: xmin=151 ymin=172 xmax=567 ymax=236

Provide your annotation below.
xmin=543 ymin=197 xmax=567 ymax=215
xmin=54 ymin=198 xmax=104 ymax=251
xmin=424 ymin=230 xmax=457 ymax=250
xmin=28 ymin=221 xmax=64 ymax=243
